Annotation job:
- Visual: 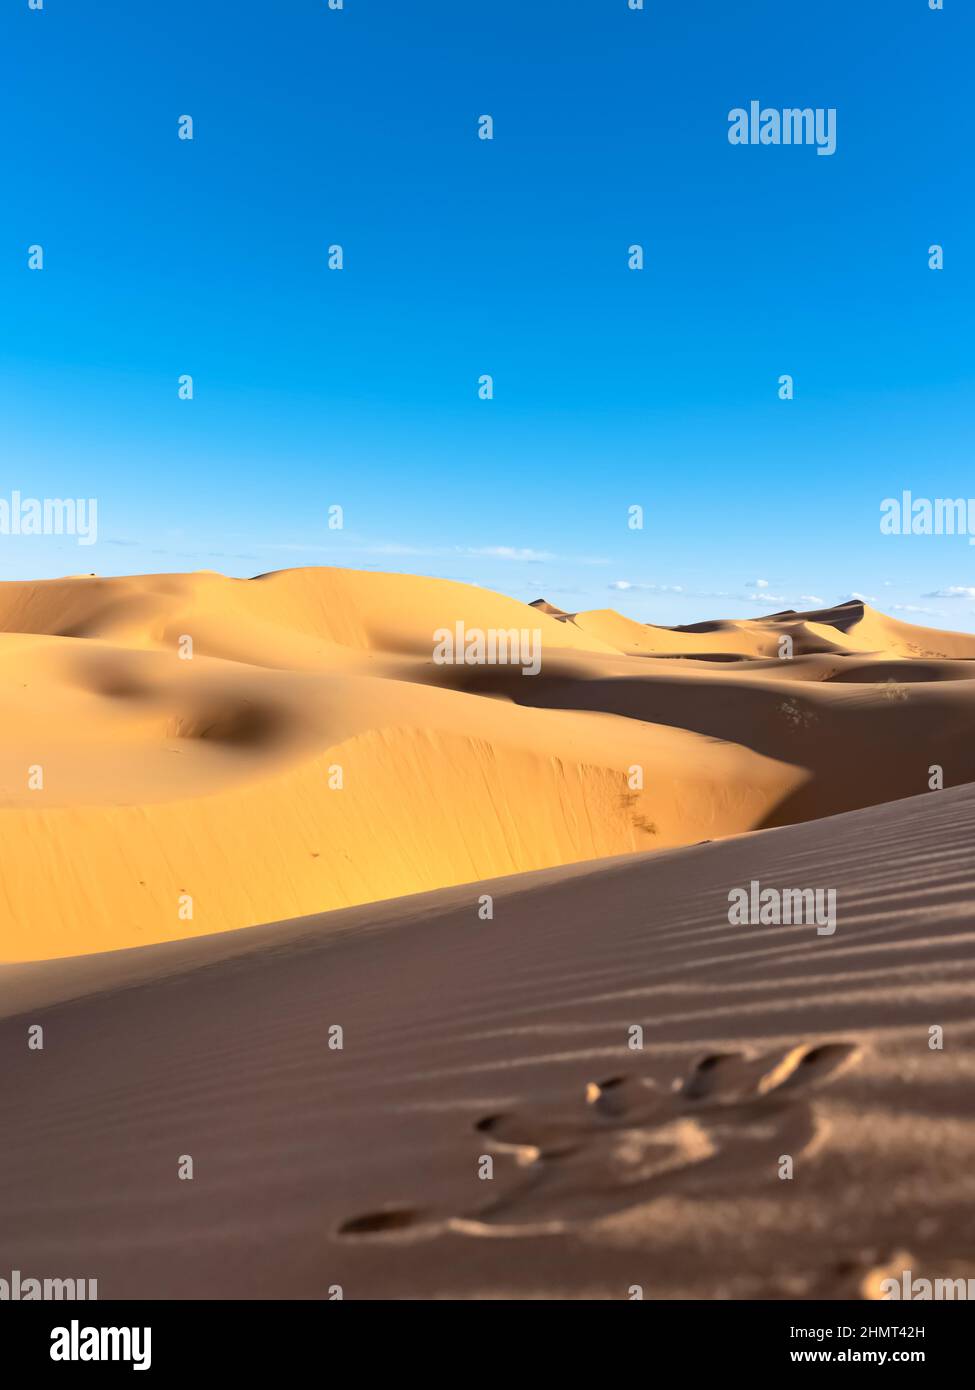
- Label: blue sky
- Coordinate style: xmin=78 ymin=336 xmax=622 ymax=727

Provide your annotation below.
xmin=3 ymin=0 xmax=974 ymax=628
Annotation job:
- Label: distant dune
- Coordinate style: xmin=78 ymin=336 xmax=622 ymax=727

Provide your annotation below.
xmin=2 ymin=568 xmax=974 ymax=961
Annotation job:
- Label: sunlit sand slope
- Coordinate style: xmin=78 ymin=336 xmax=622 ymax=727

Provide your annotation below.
xmin=1 ymin=571 xmax=973 ymax=958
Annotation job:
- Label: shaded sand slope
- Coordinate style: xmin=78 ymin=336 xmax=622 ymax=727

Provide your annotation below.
xmin=486 ymin=652 xmax=975 ymax=828
xmin=1 ymin=570 xmax=974 ymax=960
xmin=1 ymin=784 xmax=973 ymax=1298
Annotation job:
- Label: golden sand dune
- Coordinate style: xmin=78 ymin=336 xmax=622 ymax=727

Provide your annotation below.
xmin=1 ymin=569 xmax=974 ymax=961
xmin=566 ymin=597 xmax=975 ymax=661
xmin=3 ymin=783 xmax=974 ymax=1297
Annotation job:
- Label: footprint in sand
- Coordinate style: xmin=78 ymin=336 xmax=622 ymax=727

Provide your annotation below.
xmin=337 ymin=1040 xmax=860 ymax=1239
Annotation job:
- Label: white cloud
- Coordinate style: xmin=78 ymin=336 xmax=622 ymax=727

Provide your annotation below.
xmin=258 ymin=539 xmax=609 ymax=567
xmin=799 ymin=594 xmax=825 ymax=605
xmin=747 ymin=579 xmax=769 ymax=589
xmin=464 ymin=546 xmax=554 ymax=562
xmin=925 ymin=586 xmax=975 ymax=599
xmin=609 ymin=580 xmax=684 ymax=593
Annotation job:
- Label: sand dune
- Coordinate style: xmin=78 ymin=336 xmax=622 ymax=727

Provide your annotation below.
xmin=1 ymin=570 xmax=974 ymax=960
xmin=2 ymin=566 xmax=974 ymax=1299
xmin=568 ymin=597 xmax=975 ymax=661
xmin=2 ymin=783 xmax=974 ymax=1298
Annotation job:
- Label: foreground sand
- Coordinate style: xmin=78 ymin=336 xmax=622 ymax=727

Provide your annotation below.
xmin=2 ymin=783 xmax=974 ymax=1299
xmin=2 ymin=567 xmax=975 ymax=960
